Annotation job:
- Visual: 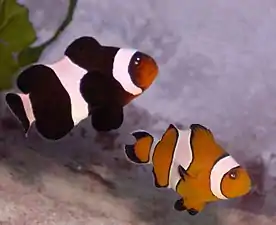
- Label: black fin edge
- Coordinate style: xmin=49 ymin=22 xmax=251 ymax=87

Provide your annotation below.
xmin=152 ymin=168 xmax=167 ymax=188
xmin=174 ymin=198 xmax=186 ymax=211
xmin=187 ymin=208 xmax=199 ymax=216
xmin=132 ymin=131 xmax=152 ymax=140
xmin=168 ymin=123 xmax=177 ymax=129
xmin=189 ymin=124 xmax=208 ymax=131
xmin=124 ymin=144 xmax=143 ymax=164
xmin=178 ymin=165 xmax=188 ymax=181
xmin=5 ymin=92 xmax=30 ymax=133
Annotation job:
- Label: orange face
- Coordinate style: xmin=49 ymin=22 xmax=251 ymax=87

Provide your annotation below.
xmin=128 ymin=52 xmax=159 ymax=90
xmin=221 ymin=166 xmax=252 ymax=199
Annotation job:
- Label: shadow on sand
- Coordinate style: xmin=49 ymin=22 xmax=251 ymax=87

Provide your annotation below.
xmin=0 ymin=103 xmax=274 ymax=225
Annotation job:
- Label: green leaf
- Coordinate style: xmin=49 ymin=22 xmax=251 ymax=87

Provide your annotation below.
xmin=0 ymin=0 xmax=36 ymax=52
xmin=0 ymin=0 xmax=36 ymax=90
xmin=17 ymin=45 xmax=45 ymax=69
xmin=18 ymin=0 xmax=78 ymax=67
xmin=0 ymin=0 xmax=78 ymax=90
xmin=0 ymin=43 xmax=19 ymax=90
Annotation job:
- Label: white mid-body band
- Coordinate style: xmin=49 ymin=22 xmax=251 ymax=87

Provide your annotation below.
xmin=169 ymin=129 xmax=193 ymax=190
xmin=46 ymin=56 xmax=88 ymax=125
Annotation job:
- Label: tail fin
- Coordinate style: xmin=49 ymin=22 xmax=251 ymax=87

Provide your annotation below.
xmin=5 ymin=93 xmax=30 ymax=134
xmin=125 ymin=131 xmax=154 ymax=164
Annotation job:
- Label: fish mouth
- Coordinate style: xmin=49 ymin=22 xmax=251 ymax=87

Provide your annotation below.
xmin=241 ymin=185 xmax=254 ymax=197
xmin=248 ymin=183 xmax=262 ymax=196
xmin=137 ymin=69 xmax=158 ymax=89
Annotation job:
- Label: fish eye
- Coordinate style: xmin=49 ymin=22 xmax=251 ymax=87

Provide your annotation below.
xmin=228 ymin=169 xmax=238 ymax=180
xmin=134 ymin=56 xmax=141 ymax=65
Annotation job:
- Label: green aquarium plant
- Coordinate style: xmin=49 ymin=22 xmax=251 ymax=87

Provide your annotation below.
xmin=0 ymin=0 xmax=77 ymax=91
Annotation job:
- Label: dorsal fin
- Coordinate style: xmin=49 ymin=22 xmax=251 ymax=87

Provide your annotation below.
xmin=190 ymin=124 xmax=214 ymax=138
xmin=64 ymin=36 xmax=102 ymax=71
xmin=189 ymin=124 xmax=218 ymax=150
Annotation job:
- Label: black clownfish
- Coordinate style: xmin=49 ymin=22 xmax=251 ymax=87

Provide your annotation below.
xmin=5 ymin=36 xmax=158 ymax=140
xmin=124 ymin=124 xmax=252 ymax=215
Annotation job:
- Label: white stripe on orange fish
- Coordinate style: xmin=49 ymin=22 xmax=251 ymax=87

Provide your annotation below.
xmin=169 ymin=129 xmax=193 ymax=190
xmin=147 ymin=127 xmax=193 ymax=191
xmin=112 ymin=48 xmax=143 ymax=96
xmin=210 ymin=155 xmax=240 ymax=199
xmin=46 ymin=56 xmax=88 ymax=125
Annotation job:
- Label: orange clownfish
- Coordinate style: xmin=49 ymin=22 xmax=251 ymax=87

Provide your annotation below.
xmin=124 ymin=124 xmax=252 ymax=215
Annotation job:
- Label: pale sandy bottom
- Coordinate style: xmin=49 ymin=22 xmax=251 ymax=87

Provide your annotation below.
xmin=1 ymin=0 xmax=276 ymax=224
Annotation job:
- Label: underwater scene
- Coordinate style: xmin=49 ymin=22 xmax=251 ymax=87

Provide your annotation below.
xmin=0 ymin=0 xmax=275 ymax=224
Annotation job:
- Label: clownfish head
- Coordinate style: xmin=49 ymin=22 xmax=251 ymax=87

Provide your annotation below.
xmin=127 ymin=51 xmax=159 ymax=90
xmin=112 ymin=48 xmax=159 ymax=96
xmin=210 ymin=155 xmax=252 ymax=200
xmin=220 ymin=166 xmax=252 ymax=199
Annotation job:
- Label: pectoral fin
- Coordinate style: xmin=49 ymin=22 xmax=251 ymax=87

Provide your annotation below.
xmin=178 ymin=165 xmax=190 ymax=181
xmin=91 ymin=105 xmax=124 ymax=132
xmin=174 ymin=198 xmax=203 ymax=216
